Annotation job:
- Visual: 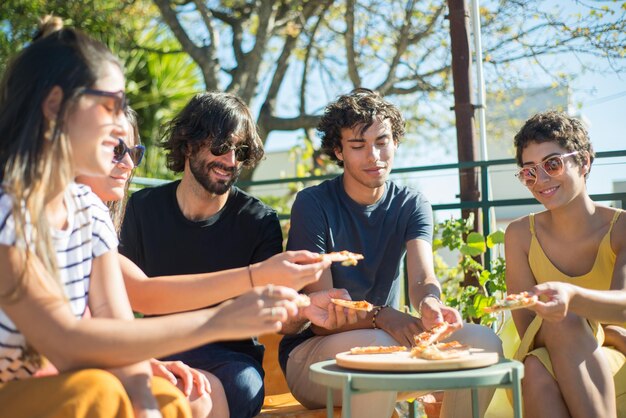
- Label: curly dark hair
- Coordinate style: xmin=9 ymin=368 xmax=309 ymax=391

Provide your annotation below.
xmin=514 ymin=111 xmax=595 ymax=170
xmin=161 ymin=92 xmax=264 ymax=172
xmin=318 ymin=88 xmax=405 ymax=167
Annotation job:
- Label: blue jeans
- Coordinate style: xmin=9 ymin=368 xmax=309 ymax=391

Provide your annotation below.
xmin=161 ymin=342 xmax=265 ymax=418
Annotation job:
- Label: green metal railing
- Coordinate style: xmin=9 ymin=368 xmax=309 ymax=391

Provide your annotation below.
xmin=134 ymin=149 xmax=626 ymax=268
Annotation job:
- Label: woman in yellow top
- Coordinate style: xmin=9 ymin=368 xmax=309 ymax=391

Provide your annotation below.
xmin=505 ymin=111 xmax=626 ymax=418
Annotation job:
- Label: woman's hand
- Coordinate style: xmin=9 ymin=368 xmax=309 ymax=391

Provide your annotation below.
xmin=150 ymin=359 xmax=210 ymax=397
xmin=207 ymin=285 xmax=300 ymax=339
xmin=530 ymin=282 xmax=575 ymax=321
xmin=251 ymin=250 xmax=331 ymax=291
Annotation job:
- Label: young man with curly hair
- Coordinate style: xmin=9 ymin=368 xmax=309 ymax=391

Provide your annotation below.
xmin=279 ymin=88 xmax=503 ymax=418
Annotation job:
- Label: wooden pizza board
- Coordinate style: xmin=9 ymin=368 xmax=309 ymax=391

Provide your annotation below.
xmin=335 ymin=349 xmax=499 ymax=372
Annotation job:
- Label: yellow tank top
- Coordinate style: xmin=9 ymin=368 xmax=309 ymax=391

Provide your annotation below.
xmin=528 ymin=210 xmax=622 ymax=290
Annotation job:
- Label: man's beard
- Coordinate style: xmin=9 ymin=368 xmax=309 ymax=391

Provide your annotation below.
xmin=189 ymin=157 xmax=242 ymax=195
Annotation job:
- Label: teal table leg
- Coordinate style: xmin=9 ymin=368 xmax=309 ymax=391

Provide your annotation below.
xmin=471 ymin=388 xmax=479 ymax=418
xmin=512 ymin=367 xmax=523 ymax=418
xmin=327 ymin=387 xmax=334 ymax=418
xmin=342 ymin=376 xmax=353 ymax=418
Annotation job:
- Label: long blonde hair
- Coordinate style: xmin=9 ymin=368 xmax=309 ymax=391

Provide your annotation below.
xmin=0 ymin=16 xmax=122 ymax=302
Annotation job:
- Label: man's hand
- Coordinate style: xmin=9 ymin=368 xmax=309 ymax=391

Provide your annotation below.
xmin=150 ymin=359 xmax=210 ymax=398
xmin=420 ymin=297 xmax=463 ymax=336
xmin=304 ymin=288 xmax=366 ymax=329
xmin=375 ymin=308 xmax=424 ymax=347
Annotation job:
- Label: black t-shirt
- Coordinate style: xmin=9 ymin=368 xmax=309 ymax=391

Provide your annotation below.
xmin=119 ymin=180 xmax=283 ymax=352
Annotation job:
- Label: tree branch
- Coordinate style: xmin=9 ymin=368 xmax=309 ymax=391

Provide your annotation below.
xmin=153 ymin=0 xmax=218 ymax=89
xmin=377 ymin=0 xmax=417 ymax=94
xmin=192 ymin=0 xmax=220 ymax=90
xmin=344 ymin=0 xmax=361 ymax=87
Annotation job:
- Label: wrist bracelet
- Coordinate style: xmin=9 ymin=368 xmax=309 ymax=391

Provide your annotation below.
xmin=418 ymin=293 xmax=441 ymax=315
xmin=247 ymin=265 xmax=255 ymax=288
xmin=372 ymin=305 xmax=388 ymax=329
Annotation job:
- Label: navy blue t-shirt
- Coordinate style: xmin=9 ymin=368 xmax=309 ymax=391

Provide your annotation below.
xmin=279 ymin=175 xmax=433 ymax=372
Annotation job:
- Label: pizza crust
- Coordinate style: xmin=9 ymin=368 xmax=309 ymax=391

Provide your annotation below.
xmin=330 ymin=298 xmax=374 ymax=312
xmin=350 ymin=345 xmax=407 ymax=355
xmin=320 ymin=251 xmax=364 ymax=266
xmin=483 ymin=291 xmax=538 ymax=313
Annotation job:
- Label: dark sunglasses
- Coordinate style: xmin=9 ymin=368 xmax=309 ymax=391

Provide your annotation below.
xmin=515 ymin=151 xmax=580 ymax=187
xmin=114 ymin=138 xmax=145 ymax=166
xmin=210 ymin=141 xmax=250 ymax=163
xmin=82 ymin=88 xmax=128 ymax=115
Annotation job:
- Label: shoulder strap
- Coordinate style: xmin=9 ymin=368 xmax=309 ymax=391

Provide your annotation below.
xmin=608 ymin=210 xmax=623 ymax=233
xmin=529 ymin=213 xmax=536 ymax=235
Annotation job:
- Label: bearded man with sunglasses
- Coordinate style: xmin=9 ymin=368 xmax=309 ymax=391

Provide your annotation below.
xmin=118 ymin=92 xmax=282 ymax=418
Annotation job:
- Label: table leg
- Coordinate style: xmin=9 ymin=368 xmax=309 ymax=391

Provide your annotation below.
xmin=326 ymin=388 xmax=334 ymax=418
xmin=511 ymin=367 xmax=523 ymax=418
xmin=471 ymin=388 xmax=479 ymax=418
xmin=342 ymin=376 xmax=353 ymax=418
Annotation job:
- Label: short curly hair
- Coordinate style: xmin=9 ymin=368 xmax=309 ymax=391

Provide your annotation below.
xmin=161 ymin=92 xmax=264 ymax=172
xmin=514 ymin=111 xmax=594 ymax=169
xmin=318 ymin=88 xmax=405 ymax=167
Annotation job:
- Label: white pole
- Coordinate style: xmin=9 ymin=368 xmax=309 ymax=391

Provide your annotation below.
xmin=470 ymin=0 xmax=488 ymax=162
xmin=470 ymin=0 xmax=497 ymax=235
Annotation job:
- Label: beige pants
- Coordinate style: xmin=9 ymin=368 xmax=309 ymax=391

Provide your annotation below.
xmin=0 ymin=369 xmax=191 ymax=418
xmin=286 ymin=324 xmax=503 ymax=418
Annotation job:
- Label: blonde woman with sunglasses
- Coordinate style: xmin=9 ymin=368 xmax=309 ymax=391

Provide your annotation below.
xmin=0 ymin=17 xmax=304 ymax=418
xmin=505 ymin=111 xmax=626 ymax=417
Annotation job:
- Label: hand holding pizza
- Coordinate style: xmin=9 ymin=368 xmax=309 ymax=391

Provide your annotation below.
xmin=251 ymin=250 xmax=331 ymax=291
xmin=529 ymin=282 xmax=575 ymax=322
xmin=419 ymin=296 xmax=463 ymax=336
xmin=304 ymin=288 xmax=367 ymax=330
xmin=207 ymin=285 xmax=300 ymax=338
xmin=374 ymin=308 xmax=424 ymax=348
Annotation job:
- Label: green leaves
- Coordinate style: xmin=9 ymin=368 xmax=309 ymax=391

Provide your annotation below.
xmin=460 ymin=232 xmax=487 ymax=256
xmin=434 ymin=216 xmax=507 ymax=327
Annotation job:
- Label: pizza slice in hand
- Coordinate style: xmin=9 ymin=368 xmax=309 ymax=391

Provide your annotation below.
xmin=483 ymin=291 xmax=538 ymax=313
xmin=319 ymin=251 xmax=364 ymax=266
xmin=330 ymin=298 xmax=374 ymax=312
xmin=413 ymin=322 xmax=452 ymax=348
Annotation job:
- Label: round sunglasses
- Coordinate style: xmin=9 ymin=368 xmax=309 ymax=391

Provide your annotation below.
xmin=209 ymin=140 xmax=250 ymax=163
xmin=515 ymin=151 xmax=581 ymax=187
xmin=114 ymin=138 xmax=145 ymax=166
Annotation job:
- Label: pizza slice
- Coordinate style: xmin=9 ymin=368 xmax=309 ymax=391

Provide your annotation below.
xmin=319 ymin=251 xmax=364 ymax=266
xmin=330 ymin=298 xmax=374 ymax=312
xmin=413 ymin=322 xmax=452 ymax=348
xmin=483 ymin=291 xmax=538 ymax=313
xmin=411 ymin=341 xmax=470 ymax=360
xmin=349 ymin=345 xmax=408 ymax=355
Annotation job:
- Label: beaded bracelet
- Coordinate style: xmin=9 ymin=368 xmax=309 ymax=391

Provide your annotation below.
xmin=372 ymin=305 xmax=388 ymax=329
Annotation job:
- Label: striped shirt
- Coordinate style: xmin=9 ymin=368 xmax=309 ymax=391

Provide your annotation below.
xmin=0 ymin=183 xmax=117 ymax=382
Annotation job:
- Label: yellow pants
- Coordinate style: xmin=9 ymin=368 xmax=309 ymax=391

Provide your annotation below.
xmin=0 ymin=369 xmax=191 ymax=418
